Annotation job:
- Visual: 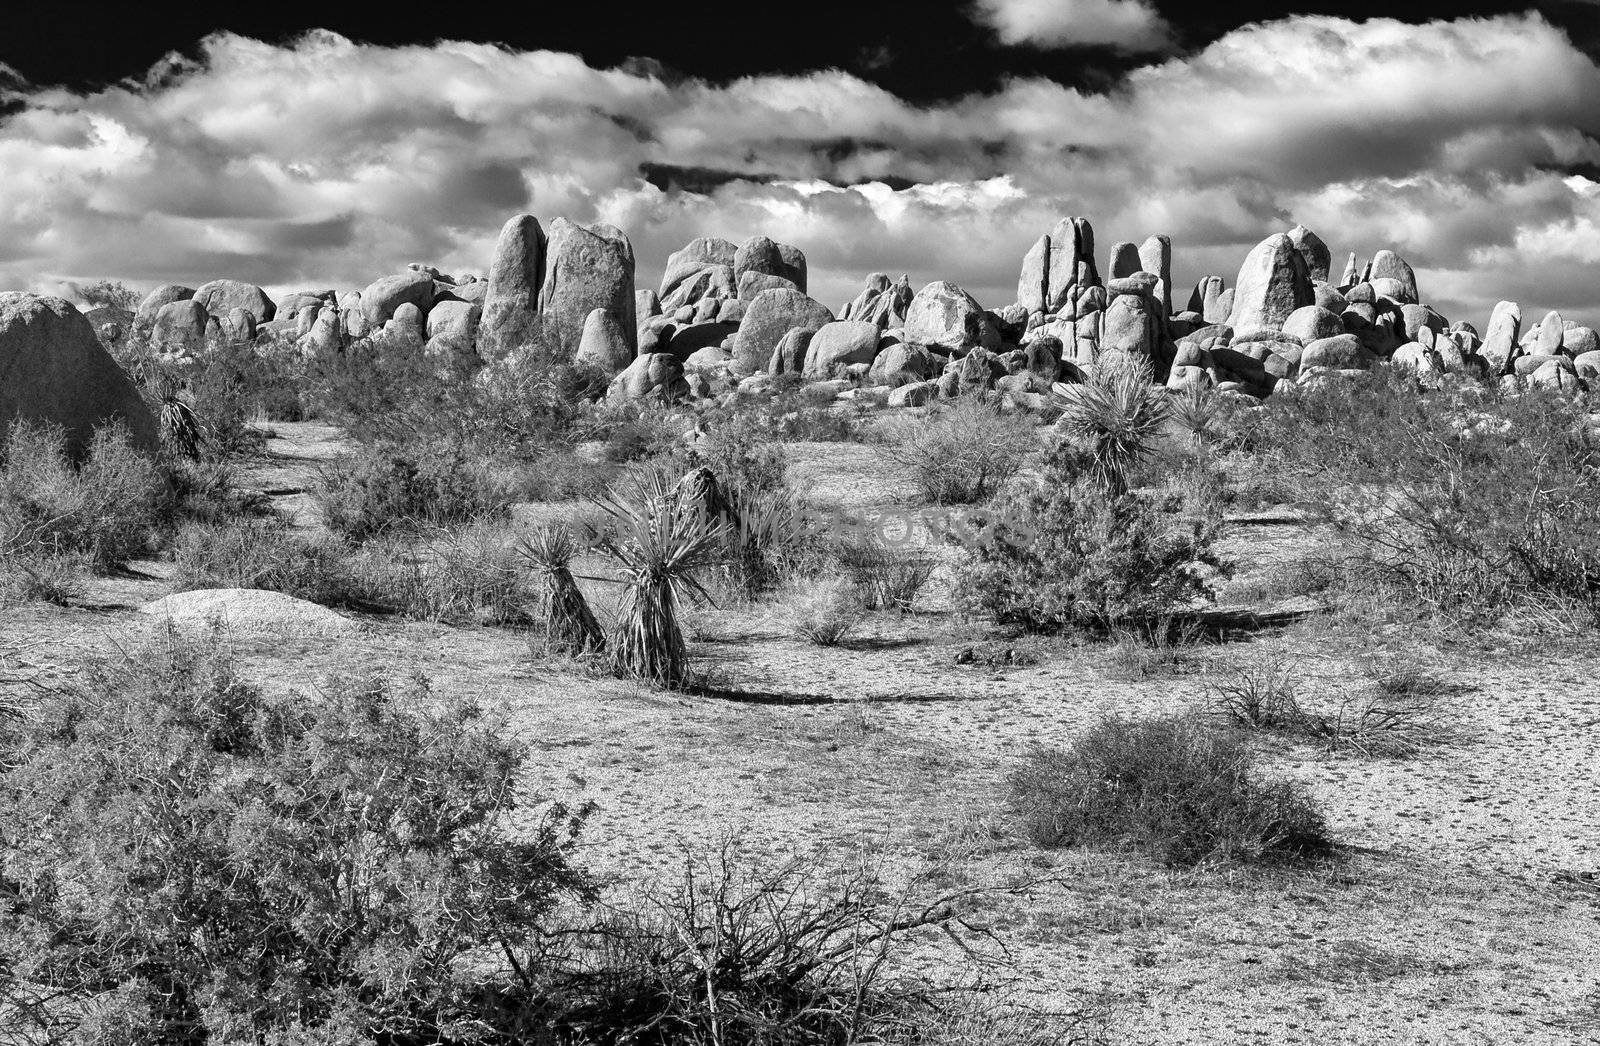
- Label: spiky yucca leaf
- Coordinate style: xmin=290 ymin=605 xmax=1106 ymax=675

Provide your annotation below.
xmin=518 ymin=523 xmax=605 ymax=655
xmin=1169 ymin=384 xmax=1225 ymax=446
xmin=1059 ymin=357 xmax=1171 ymax=495
xmin=592 ymin=473 xmax=728 ymax=687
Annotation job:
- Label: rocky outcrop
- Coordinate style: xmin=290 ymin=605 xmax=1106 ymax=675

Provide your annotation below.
xmin=0 ymin=294 xmax=159 ymax=456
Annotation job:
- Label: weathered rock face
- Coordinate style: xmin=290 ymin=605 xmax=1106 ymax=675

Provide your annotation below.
xmin=133 ymin=285 xmax=196 ymax=337
xmin=804 ymin=321 xmax=880 ymax=376
xmin=0 ymin=294 xmax=159 ymax=457
xmin=575 ymin=308 xmax=635 ymax=375
xmin=477 ymin=214 xmax=547 ymax=361
xmin=1301 ymin=334 xmax=1372 ymax=370
xmin=1138 ymin=235 xmax=1173 ymax=323
xmin=768 ymin=328 xmax=814 ymax=375
xmin=1369 ymin=250 xmax=1419 ymax=305
xmin=1108 ymin=242 xmax=1142 ymax=280
xmin=1480 ymin=301 xmax=1522 ymax=374
xmin=607 ymin=352 xmax=686 ymax=402
xmin=1282 ymin=305 xmax=1344 ymax=345
xmin=1019 ymin=217 xmax=1100 ymax=318
xmin=738 ymin=271 xmax=799 ymax=301
xmin=1287 ymin=226 xmax=1331 ymax=284
xmin=904 ymin=281 xmax=995 ymax=353
xmin=732 ymin=288 xmax=835 ymax=374
xmin=660 ymin=237 xmax=737 ymax=301
xmin=1228 ymin=233 xmax=1313 ymax=333
xmin=870 ymin=341 xmax=939 ymax=386
xmin=425 ymin=300 xmax=480 ymax=344
xmin=195 ymin=280 xmax=276 ymax=325
xmin=150 ymin=299 xmax=217 ymax=357
xmin=361 ymin=271 xmax=436 ymax=330
xmin=538 ymin=219 xmax=637 ymax=363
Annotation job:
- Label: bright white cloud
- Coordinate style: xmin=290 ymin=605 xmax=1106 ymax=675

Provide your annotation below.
xmin=971 ymin=0 xmax=1174 ymax=52
xmin=0 ymin=13 xmax=1598 ymax=327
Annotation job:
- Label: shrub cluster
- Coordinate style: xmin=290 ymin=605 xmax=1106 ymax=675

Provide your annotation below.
xmin=1011 ymin=714 xmax=1332 ymax=866
xmin=883 ymin=397 xmax=1037 ymax=505
xmin=1244 ymin=368 xmax=1600 ymax=628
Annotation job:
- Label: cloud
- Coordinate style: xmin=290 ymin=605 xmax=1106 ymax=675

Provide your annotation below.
xmin=970 ymin=0 xmax=1174 ymax=53
xmin=0 ymin=14 xmax=1597 ymax=327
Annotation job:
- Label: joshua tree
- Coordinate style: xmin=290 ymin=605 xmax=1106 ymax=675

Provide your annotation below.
xmin=591 ymin=473 xmax=726 ymax=688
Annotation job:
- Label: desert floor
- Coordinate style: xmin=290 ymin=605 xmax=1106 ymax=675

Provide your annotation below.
xmin=3 ymin=420 xmax=1597 ymax=1046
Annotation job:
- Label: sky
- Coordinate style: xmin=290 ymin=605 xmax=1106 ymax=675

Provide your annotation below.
xmin=1 ymin=1 xmax=1598 ymax=328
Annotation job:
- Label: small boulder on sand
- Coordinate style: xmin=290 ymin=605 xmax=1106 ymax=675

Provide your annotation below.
xmin=140 ymin=589 xmax=360 ymax=634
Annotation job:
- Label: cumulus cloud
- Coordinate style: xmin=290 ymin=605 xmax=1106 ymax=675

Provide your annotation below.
xmin=0 ymin=13 xmax=1597 ymax=325
xmin=970 ymin=0 xmax=1174 ymax=53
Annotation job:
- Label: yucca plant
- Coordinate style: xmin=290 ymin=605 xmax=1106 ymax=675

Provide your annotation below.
xmin=1168 ymin=384 xmax=1225 ymax=447
xmin=592 ymin=473 xmax=727 ymax=688
xmin=518 ymin=523 xmax=606 ymax=656
xmin=154 ymin=374 xmax=204 ymax=461
xmin=1057 ymin=357 xmax=1171 ymax=495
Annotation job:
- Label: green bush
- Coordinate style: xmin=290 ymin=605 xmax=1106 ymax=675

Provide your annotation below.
xmin=314 ymin=438 xmax=519 ymax=541
xmin=883 ymin=398 xmax=1036 ymax=505
xmin=0 ymin=631 xmax=592 ymax=1044
xmin=1010 ymin=714 xmax=1332 ymax=866
xmin=958 ymin=473 xmax=1224 ymax=633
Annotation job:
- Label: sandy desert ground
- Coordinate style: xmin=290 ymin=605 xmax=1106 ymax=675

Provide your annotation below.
xmin=3 ymin=420 xmax=1598 ymax=1046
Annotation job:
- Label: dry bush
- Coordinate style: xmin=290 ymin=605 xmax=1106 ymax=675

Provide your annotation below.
xmin=883 ymin=398 xmax=1037 ymax=505
xmin=347 ymin=526 xmax=534 ymax=625
xmin=0 ymin=630 xmax=592 ymax=1045
xmin=171 ymin=518 xmax=353 ymax=605
xmin=1011 ymin=714 xmax=1332 ymax=867
xmin=544 ymin=845 xmax=1030 ymax=1046
xmin=314 ymin=437 xmax=521 ymax=541
xmin=0 ymin=421 xmax=167 ymax=572
xmin=782 ymin=576 xmax=865 ymax=646
xmin=1248 ymin=369 xmax=1600 ymax=629
xmin=831 ymin=531 xmax=937 ymax=612
xmin=1101 ymin=616 xmax=1204 ymax=679
xmin=1209 ymin=655 xmax=1305 ymax=729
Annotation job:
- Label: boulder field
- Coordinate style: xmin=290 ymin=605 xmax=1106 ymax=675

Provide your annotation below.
xmin=13 ymin=212 xmax=1595 ymax=444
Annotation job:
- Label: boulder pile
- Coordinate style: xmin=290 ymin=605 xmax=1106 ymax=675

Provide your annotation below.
xmin=10 ymin=209 xmax=1588 ymax=446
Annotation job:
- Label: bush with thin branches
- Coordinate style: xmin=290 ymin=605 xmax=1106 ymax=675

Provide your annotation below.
xmin=782 ymin=576 xmax=865 ymax=646
xmin=883 ymin=398 xmax=1037 ymax=505
xmin=1011 ymin=714 xmax=1332 ymax=866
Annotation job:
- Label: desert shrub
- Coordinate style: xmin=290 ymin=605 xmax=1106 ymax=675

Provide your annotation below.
xmin=782 ymin=576 xmax=865 ymax=646
xmin=0 ymin=421 xmax=167 ymax=572
xmin=0 ymin=548 xmax=87 ymax=607
xmin=1246 ymin=369 xmax=1600 ymax=628
xmin=171 ymin=518 xmax=354 ymax=605
xmin=307 ymin=338 xmax=603 ymax=457
xmin=1010 ymin=714 xmax=1332 ymax=866
xmin=701 ymin=381 xmax=862 ymax=444
xmin=315 ymin=438 xmax=519 ymax=541
xmin=1101 ymin=616 xmax=1204 ymax=679
xmin=690 ymin=409 xmax=790 ymax=503
xmin=348 ymin=527 xmax=535 ymax=625
xmin=884 ymin=398 xmax=1037 ymax=504
xmin=546 ymin=847 xmax=998 ymax=1046
xmin=831 ymin=531 xmax=937 ymax=612
xmin=75 ymin=278 xmax=141 ymax=312
xmin=0 ymin=630 xmax=593 ymax=1045
xmin=517 ymin=448 xmax=623 ymax=502
xmin=1209 ymin=655 xmax=1305 ymax=729
xmin=958 ymin=473 xmax=1224 ymax=633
